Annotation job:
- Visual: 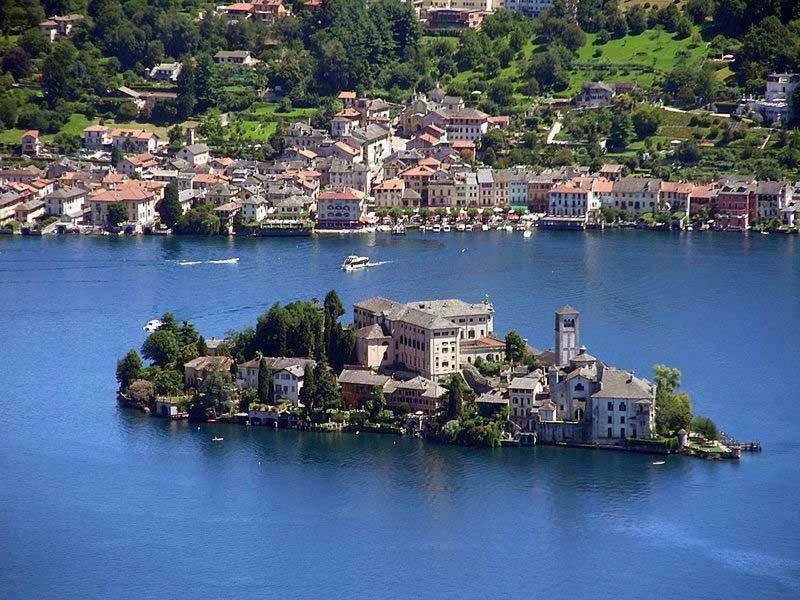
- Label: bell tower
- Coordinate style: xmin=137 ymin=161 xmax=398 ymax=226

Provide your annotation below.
xmin=555 ymin=306 xmax=579 ymax=367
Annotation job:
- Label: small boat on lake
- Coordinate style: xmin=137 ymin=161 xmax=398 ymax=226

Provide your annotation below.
xmin=392 ymin=224 xmax=406 ymax=235
xmin=342 ymin=255 xmax=371 ymax=271
xmin=652 ymin=461 xmax=665 ymax=465
xmin=144 ymin=319 xmax=163 ymax=332
xmin=523 ymin=230 xmax=532 ymax=238
xmin=431 ymin=224 xmax=442 ymax=233
xmin=212 ymin=436 xmax=224 ymax=442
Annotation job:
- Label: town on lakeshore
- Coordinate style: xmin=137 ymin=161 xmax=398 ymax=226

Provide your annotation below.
xmin=118 ymin=292 xmax=753 ymax=459
xmin=2 ymin=2 xmax=800 ymax=237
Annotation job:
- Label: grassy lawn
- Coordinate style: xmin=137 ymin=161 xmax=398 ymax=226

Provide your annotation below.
xmin=236 ymin=120 xmax=278 ymax=142
xmin=566 ymin=26 xmax=707 ymax=95
xmin=0 ymin=114 xmax=171 ymax=147
xmin=248 ymin=102 xmax=316 ymax=119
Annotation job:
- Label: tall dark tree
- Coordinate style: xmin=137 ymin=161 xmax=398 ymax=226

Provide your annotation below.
xmin=313 ymin=361 xmax=341 ymax=411
xmin=141 ymin=329 xmax=180 ymax=368
xmin=445 ymin=374 xmax=465 ymax=420
xmin=106 ymin=202 xmax=128 ymax=228
xmin=116 ymin=349 xmax=143 ymax=391
xmin=41 ymin=39 xmax=80 ymax=108
xmin=505 ymin=331 xmax=526 ymax=364
xmin=298 ymin=363 xmax=316 ymax=413
xmin=176 ymin=62 xmax=196 ymax=119
xmin=194 ymin=53 xmax=218 ymax=113
xmin=158 ymin=183 xmax=182 ymax=228
xmin=257 ymin=358 xmax=271 ymax=404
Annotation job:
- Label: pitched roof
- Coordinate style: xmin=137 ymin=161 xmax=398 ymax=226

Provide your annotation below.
xmin=591 ymin=368 xmax=653 ymax=400
xmin=555 ymin=305 xmax=578 ymax=315
xmin=337 ymin=369 xmax=390 ymax=386
xmin=184 ymin=355 xmax=233 ymax=371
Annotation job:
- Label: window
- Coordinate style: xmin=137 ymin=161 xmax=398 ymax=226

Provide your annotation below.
xmin=620 ymin=416 xmax=625 ymax=424
xmin=607 ymin=402 xmax=614 ymax=411
xmin=607 ymin=416 xmax=612 ymax=424
xmin=619 ymin=402 xmax=627 ymax=411
xmin=607 ymin=427 xmax=612 ymax=438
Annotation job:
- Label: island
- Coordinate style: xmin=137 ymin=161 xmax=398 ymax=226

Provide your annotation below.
xmin=116 ymin=290 xmax=748 ymax=459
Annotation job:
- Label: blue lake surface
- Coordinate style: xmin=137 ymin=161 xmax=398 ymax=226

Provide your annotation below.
xmin=1 ymin=230 xmax=799 ymax=599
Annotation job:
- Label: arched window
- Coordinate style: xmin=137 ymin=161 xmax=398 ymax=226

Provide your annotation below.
xmin=575 ymin=383 xmax=584 ymax=392
xmin=619 ymin=402 xmax=627 ymax=412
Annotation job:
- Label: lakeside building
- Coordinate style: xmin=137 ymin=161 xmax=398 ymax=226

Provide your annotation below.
xmin=184 ymin=355 xmax=234 ymax=388
xmin=506 ymin=306 xmax=656 ymax=445
xmin=236 ymin=356 xmax=316 ymax=405
xmin=316 ymin=187 xmax=366 ymax=229
xmin=352 ymin=296 xmax=500 ymax=381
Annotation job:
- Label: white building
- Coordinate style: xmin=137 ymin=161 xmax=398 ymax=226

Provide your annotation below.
xmin=501 ymin=0 xmax=559 ymax=17
xmin=236 ymin=356 xmax=316 ymax=406
xmin=176 ymin=143 xmax=210 ymax=167
xmin=44 ymin=187 xmax=86 ymax=221
xmin=149 ymin=62 xmax=182 ymax=82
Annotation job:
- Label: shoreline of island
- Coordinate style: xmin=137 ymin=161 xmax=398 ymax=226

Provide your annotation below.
xmin=116 ymin=291 xmax=757 ymax=461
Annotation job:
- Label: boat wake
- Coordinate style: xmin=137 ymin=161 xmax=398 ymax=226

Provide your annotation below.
xmin=177 ymin=258 xmax=239 ymax=266
xmin=367 ymin=260 xmax=391 ymax=267
xmin=206 ymin=258 xmax=240 ymax=265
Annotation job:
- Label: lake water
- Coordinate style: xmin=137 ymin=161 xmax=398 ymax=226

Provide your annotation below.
xmin=1 ymin=230 xmax=799 ymax=599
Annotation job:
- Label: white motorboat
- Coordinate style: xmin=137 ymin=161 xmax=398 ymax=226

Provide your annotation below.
xmin=523 ymin=230 xmax=532 ymax=238
xmin=144 ymin=319 xmax=163 ymax=333
xmin=431 ymin=224 xmax=442 ymax=233
xmin=376 ymin=224 xmax=391 ymax=232
xmin=651 ymin=461 xmax=665 ymax=465
xmin=456 ymin=223 xmax=466 ymax=232
xmin=212 ymin=436 xmax=224 ymax=442
xmin=465 ymin=224 xmax=473 ymax=232
xmin=392 ymin=224 xmax=406 ymax=235
xmin=342 ymin=255 xmax=371 ymax=271
xmin=442 ymin=224 xmax=451 ymax=232
xmin=481 ymin=224 xmax=489 ymax=232
xmin=504 ymin=225 xmax=513 ymax=232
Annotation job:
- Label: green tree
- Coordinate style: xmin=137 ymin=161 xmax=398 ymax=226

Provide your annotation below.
xmin=141 ymin=329 xmax=180 ymax=368
xmin=145 ymin=366 xmax=183 ymax=396
xmin=41 ymin=39 xmax=79 ymax=107
xmin=158 ymin=184 xmax=182 ymax=228
xmin=445 ymin=374 xmax=465 ymax=420
xmin=2 ymin=47 xmax=32 ymax=81
xmin=257 ymin=358 xmax=272 ymax=403
xmin=191 ymin=370 xmax=235 ymax=419
xmin=298 ymin=363 xmax=316 ymax=413
xmin=505 ymin=330 xmax=526 ymax=363
xmin=654 ymin=364 xmax=693 ymax=435
xmin=313 ymin=361 xmax=341 ymax=411
xmin=691 ymin=415 xmax=719 ymax=440
xmin=116 ymin=349 xmax=143 ymax=391
xmin=632 ymin=105 xmax=661 ymax=139
xmin=106 ymin=202 xmax=128 ymax=228
xmin=367 ymin=385 xmax=385 ymax=421
xmin=176 ymin=62 xmax=196 ymax=119
xmin=608 ymin=111 xmax=634 ymax=151
xmin=194 ymin=53 xmax=219 ymax=112
xmin=626 ymin=5 xmax=647 ymax=34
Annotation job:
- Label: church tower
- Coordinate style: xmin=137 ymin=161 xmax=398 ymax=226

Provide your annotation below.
xmin=555 ymin=306 xmax=579 ymax=367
